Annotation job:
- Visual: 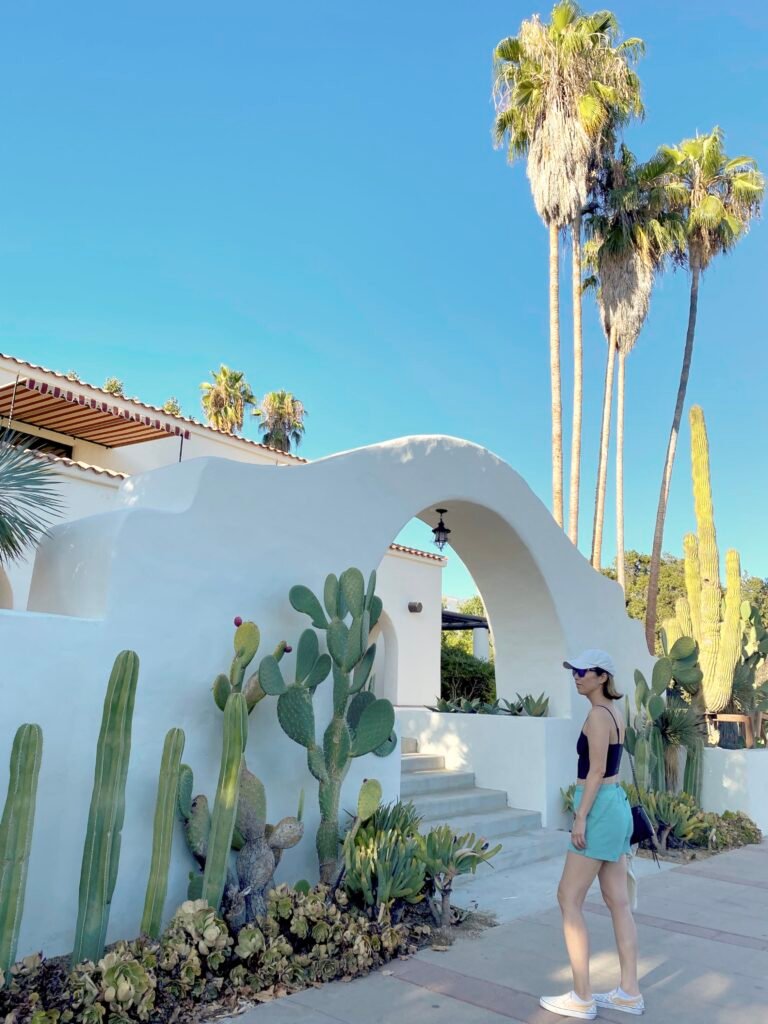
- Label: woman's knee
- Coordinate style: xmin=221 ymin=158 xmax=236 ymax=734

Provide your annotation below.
xmin=600 ymin=881 xmax=629 ymax=913
xmin=557 ymin=882 xmax=585 ymax=913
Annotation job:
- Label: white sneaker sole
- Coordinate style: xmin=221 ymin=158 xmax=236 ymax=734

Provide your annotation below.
xmin=539 ymin=996 xmax=596 ymax=1019
xmin=593 ymin=997 xmax=644 ymax=1015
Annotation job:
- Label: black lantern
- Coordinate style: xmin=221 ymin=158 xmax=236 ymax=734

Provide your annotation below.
xmin=432 ymin=508 xmax=451 ymax=551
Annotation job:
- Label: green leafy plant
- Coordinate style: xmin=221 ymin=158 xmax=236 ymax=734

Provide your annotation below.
xmin=0 ymin=430 xmax=63 ymax=565
xmin=416 ymin=825 xmax=501 ymax=928
xmin=440 ymin=646 xmax=495 ymax=703
xmin=429 ymin=693 xmax=547 ymax=716
xmin=262 ymin=568 xmax=396 ymax=883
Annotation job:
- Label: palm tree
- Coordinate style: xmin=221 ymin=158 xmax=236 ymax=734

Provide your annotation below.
xmin=200 ymin=365 xmax=256 ymax=434
xmin=585 ymin=148 xmax=680 ymax=583
xmin=492 ymin=3 xmax=643 ymax=535
xmin=255 ymin=391 xmax=306 ymax=452
xmin=644 ymin=128 xmax=764 ymax=651
xmin=0 ymin=432 xmax=63 ymax=564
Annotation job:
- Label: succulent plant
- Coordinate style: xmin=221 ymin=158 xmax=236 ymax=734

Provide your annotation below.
xmin=141 ymin=728 xmax=186 ymax=939
xmin=211 ymin=618 xmax=290 ymax=715
xmin=0 ymin=724 xmax=43 ymax=973
xmin=262 ymin=568 xmax=396 ymax=882
xmin=343 ymin=830 xmax=426 ymax=920
xmin=73 ymin=650 xmax=140 ymax=966
xmin=416 ymin=825 xmax=501 ymax=927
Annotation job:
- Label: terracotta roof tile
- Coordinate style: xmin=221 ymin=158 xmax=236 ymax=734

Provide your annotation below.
xmin=0 ymin=352 xmax=307 ymax=462
xmin=388 ymin=543 xmax=447 ymax=564
xmin=28 ymin=448 xmax=129 ymax=480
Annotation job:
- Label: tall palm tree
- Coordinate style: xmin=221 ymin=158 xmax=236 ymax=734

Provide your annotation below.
xmin=255 ymin=391 xmax=306 ymax=453
xmin=585 ymin=148 xmax=680 ymax=583
xmin=492 ymin=3 xmax=643 ymax=535
xmin=644 ymin=128 xmax=764 ymax=651
xmin=200 ymin=365 xmax=256 ymax=434
xmin=0 ymin=432 xmax=63 ymax=564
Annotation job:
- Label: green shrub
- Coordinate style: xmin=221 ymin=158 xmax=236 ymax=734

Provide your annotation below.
xmin=429 ymin=693 xmax=548 ymax=716
xmin=440 ymin=647 xmax=495 ymax=703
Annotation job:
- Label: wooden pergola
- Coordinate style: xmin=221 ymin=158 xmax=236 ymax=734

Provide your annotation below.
xmin=0 ymin=377 xmax=190 ymax=448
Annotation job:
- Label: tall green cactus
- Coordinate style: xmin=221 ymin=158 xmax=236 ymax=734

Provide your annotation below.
xmin=141 ymin=728 xmax=185 ymax=939
xmin=0 ymin=724 xmax=43 ymax=973
xmin=261 ymin=568 xmax=396 ymax=882
xmin=202 ymin=692 xmax=248 ymax=912
xmin=72 ymin=650 xmax=139 ymax=966
xmin=662 ymin=407 xmax=743 ymax=716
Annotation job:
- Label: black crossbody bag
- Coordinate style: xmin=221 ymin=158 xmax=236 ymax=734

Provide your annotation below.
xmin=626 ymin=749 xmax=657 ymax=848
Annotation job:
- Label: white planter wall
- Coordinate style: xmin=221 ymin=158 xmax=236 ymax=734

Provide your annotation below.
xmin=701 ymin=747 xmax=768 ymax=832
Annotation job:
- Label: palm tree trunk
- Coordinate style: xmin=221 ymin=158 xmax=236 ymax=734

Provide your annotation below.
xmin=549 ymin=222 xmax=564 ymax=528
xmin=590 ymin=329 xmax=617 ymax=570
xmin=567 ymin=214 xmax=583 ymax=546
xmin=645 ymin=260 xmax=701 ymax=652
xmin=615 ymin=347 xmax=627 ymax=591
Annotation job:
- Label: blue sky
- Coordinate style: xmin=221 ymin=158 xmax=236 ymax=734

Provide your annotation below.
xmin=1 ymin=2 xmax=766 ymax=597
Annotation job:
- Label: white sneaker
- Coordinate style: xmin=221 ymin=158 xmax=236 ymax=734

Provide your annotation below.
xmin=593 ymin=988 xmax=645 ymax=1015
xmin=539 ymin=991 xmax=597 ymax=1019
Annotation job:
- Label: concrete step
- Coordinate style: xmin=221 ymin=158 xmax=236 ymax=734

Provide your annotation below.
xmin=425 ymin=806 xmax=542 ymax=841
xmin=401 ymin=736 xmax=418 ymax=754
xmin=401 ymin=753 xmax=445 ymax=773
xmin=409 ymin=786 xmax=508 ymax=821
xmin=453 ymin=829 xmax=571 ymax=888
xmin=400 ymin=769 xmax=475 ymax=798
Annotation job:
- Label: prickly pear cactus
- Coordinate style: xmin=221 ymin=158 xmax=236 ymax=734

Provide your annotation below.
xmin=212 ymin=617 xmax=290 ymax=713
xmin=262 ymin=568 xmax=396 ymax=882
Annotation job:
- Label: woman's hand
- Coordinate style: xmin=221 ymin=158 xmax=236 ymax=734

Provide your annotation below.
xmin=571 ymin=813 xmax=587 ymax=850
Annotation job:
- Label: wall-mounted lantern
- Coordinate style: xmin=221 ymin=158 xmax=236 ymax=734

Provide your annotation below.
xmin=432 ymin=508 xmax=451 ymax=551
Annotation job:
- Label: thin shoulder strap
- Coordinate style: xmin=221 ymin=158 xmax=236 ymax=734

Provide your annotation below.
xmin=593 ymin=704 xmax=622 ymax=740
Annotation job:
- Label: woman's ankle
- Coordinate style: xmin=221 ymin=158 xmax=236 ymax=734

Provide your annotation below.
xmin=618 ymin=983 xmax=641 ymax=997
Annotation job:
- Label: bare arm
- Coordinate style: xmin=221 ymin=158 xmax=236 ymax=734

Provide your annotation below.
xmin=571 ymin=712 xmax=611 ymax=850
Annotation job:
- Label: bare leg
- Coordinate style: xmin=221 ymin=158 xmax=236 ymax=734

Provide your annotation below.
xmin=599 ymin=856 xmax=640 ymax=995
xmin=557 ymin=852 xmax=603 ymax=1001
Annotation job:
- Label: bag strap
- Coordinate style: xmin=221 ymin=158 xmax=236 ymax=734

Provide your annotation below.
xmin=592 ymin=703 xmax=622 ymax=742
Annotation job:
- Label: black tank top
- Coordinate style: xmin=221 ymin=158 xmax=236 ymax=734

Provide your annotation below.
xmin=576 ymin=704 xmax=623 ymax=779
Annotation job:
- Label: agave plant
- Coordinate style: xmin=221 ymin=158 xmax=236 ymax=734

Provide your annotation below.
xmin=416 ymin=825 xmax=501 ymax=927
xmin=0 ymin=431 xmax=63 ymax=565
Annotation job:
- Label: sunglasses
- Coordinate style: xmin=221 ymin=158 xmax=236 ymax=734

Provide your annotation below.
xmin=571 ymin=667 xmax=600 ymax=678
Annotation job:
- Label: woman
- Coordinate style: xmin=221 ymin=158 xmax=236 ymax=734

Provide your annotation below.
xmin=540 ymin=650 xmax=644 ymax=1019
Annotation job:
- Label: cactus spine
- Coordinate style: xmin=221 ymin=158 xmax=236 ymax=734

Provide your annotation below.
xmin=0 ymin=724 xmax=43 ymax=973
xmin=141 ymin=727 xmax=185 ymax=939
xmin=662 ymin=407 xmax=743 ymax=715
xmin=263 ymin=568 xmax=396 ymax=883
xmin=72 ymin=651 xmax=139 ymax=966
xmin=202 ymin=692 xmax=247 ymax=912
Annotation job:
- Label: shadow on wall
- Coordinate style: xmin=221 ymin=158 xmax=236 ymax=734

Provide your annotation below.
xmin=0 ymin=567 xmax=12 ymax=608
xmin=370 ymin=610 xmax=398 ymax=707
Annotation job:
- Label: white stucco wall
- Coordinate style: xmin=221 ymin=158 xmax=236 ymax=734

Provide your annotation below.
xmin=0 ymin=435 xmax=656 ymax=959
xmin=700 ymin=747 xmax=768 ymax=832
xmin=374 ymin=549 xmax=443 ymax=708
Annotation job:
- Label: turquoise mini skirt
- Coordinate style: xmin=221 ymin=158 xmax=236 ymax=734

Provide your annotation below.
xmin=569 ymin=783 xmax=633 ymax=862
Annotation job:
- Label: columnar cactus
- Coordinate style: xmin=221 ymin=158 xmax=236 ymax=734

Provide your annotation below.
xmin=661 ymin=407 xmax=744 ymax=716
xmin=260 ymin=568 xmax=396 ymax=883
xmin=141 ymin=727 xmax=185 ymax=939
xmin=73 ymin=650 xmax=139 ymax=966
xmin=0 ymin=724 xmax=43 ymax=973
xmin=202 ymin=692 xmax=248 ymax=912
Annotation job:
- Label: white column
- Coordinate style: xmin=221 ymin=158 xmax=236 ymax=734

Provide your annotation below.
xmin=472 ymin=627 xmax=490 ymax=661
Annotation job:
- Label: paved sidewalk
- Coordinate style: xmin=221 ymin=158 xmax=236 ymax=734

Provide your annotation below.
xmin=232 ymin=842 xmax=768 ymax=1023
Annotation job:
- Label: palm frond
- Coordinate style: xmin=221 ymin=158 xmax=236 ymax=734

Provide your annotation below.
xmin=0 ymin=433 xmax=65 ymax=565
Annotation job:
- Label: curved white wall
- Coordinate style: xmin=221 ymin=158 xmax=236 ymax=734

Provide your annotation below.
xmin=0 ymin=435 xmax=654 ymax=960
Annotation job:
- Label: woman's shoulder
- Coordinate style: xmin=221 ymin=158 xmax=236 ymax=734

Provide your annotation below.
xmin=585 ymin=703 xmax=624 ymax=731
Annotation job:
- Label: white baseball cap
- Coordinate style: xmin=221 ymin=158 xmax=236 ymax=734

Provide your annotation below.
xmin=563 ymin=649 xmax=616 ymax=676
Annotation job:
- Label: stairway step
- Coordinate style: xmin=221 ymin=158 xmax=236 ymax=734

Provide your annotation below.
xmin=453 ymin=829 xmax=571 ymax=887
xmin=409 ymin=786 xmax=508 ymax=821
xmin=422 ymin=807 xmax=542 ymax=840
xmin=401 ymin=753 xmax=445 ymax=773
xmin=400 ymin=769 xmax=475 ymax=797
xmin=401 ymin=737 xmax=419 ymax=754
